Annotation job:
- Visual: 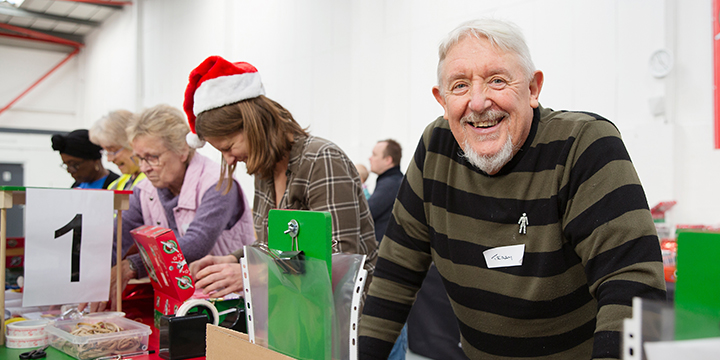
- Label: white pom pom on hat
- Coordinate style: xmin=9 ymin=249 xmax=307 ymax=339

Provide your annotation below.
xmin=183 ymin=56 xmax=265 ymax=148
xmin=186 ymin=132 xmax=206 ymax=149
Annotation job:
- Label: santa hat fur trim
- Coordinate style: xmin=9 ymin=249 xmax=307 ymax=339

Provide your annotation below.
xmin=183 ymin=56 xmax=265 ymax=148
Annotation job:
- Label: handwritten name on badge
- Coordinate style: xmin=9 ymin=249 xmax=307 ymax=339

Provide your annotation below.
xmin=483 ymin=244 xmax=525 ymax=269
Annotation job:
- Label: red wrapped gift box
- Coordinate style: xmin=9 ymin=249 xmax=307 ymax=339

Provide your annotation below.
xmin=130 ymin=225 xmax=195 ymax=327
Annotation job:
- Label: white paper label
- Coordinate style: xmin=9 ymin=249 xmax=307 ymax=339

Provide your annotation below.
xmin=483 ymin=244 xmax=525 ymax=269
xmin=23 ymin=188 xmax=114 ymax=307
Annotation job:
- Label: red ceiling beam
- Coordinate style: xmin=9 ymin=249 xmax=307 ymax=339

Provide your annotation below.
xmin=0 ymin=22 xmax=83 ymax=48
xmin=57 ymin=0 xmax=133 ymax=6
xmin=0 ymin=48 xmax=80 ymax=116
xmin=0 ymin=23 xmax=83 ymax=117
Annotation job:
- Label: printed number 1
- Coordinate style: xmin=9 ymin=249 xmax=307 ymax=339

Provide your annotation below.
xmin=55 ymin=214 xmax=82 ymax=282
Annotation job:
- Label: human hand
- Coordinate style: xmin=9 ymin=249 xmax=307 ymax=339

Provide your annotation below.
xmin=107 ymin=260 xmax=137 ymax=311
xmin=189 ymin=254 xmax=237 ymax=278
xmin=77 ymin=301 xmax=107 ymax=313
xmin=194 ymin=261 xmax=244 ymax=298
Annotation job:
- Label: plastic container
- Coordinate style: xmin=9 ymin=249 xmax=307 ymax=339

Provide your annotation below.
xmin=45 ymin=316 xmax=151 ymax=360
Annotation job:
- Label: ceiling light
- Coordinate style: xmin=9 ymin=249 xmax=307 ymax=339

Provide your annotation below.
xmin=5 ymin=0 xmax=26 ymax=7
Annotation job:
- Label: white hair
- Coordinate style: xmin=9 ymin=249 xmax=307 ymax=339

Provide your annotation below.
xmin=436 ymin=18 xmax=536 ymax=93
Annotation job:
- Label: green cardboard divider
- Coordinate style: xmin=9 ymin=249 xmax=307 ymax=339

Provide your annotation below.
xmin=266 ymin=209 xmax=333 ymax=360
xmin=674 ymin=231 xmax=720 ymax=340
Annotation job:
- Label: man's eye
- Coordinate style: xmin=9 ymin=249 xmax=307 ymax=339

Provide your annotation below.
xmin=451 ymin=83 xmax=469 ymax=93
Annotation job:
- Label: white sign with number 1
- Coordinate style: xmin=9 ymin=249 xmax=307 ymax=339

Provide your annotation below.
xmin=23 ymin=188 xmax=114 ymax=307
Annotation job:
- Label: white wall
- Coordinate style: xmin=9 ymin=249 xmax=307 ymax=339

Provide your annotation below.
xmin=2 ymin=0 xmax=718 ymax=228
xmin=0 ymin=44 xmax=81 ymax=187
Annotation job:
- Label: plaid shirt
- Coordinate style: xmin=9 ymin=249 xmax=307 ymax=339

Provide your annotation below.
xmin=233 ymin=135 xmax=378 ymax=276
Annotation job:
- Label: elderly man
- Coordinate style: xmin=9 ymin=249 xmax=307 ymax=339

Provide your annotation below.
xmin=358 ymin=18 xmax=666 ymax=360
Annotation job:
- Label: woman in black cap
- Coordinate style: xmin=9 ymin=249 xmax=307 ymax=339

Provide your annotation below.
xmin=52 ymin=129 xmax=120 ymax=189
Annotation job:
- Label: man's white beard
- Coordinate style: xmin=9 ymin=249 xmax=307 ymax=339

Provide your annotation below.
xmin=462 ymin=132 xmax=515 ymax=174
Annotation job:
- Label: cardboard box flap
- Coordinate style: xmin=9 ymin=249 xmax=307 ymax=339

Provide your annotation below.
xmin=206 ymin=324 xmax=295 ymax=360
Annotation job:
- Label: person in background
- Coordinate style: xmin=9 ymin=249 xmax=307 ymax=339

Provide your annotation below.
xmin=367 ymin=139 xmax=403 ymax=243
xmin=183 ymin=56 xmax=377 ymax=298
xmin=52 ymin=129 xmax=119 ymax=189
xmin=359 ymin=18 xmax=666 ymax=359
xmin=89 ymin=110 xmax=146 ymax=190
xmin=356 ymin=163 xmax=371 ymax=199
xmin=367 ymin=138 xmax=406 ymax=359
xmin=84 ymin=104 xmax=255 ymax=312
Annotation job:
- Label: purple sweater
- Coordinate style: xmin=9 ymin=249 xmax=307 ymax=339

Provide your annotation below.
xmin=113 ymin=181 xmax=243 ymax=278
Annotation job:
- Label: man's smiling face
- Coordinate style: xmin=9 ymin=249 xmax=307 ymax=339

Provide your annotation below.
xmin=432 ymin=34 xmax=543 ymax=174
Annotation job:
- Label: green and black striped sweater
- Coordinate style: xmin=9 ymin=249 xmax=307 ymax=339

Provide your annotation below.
xmin=359 ymin=106 xmax=666 ymax=359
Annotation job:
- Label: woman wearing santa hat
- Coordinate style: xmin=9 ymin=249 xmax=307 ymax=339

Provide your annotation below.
xmin=184 ymin=56 xmax=377 ymax=297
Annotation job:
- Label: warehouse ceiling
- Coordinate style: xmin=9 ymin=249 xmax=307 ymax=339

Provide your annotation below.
xmin=0 ymin=0 xmax=130 ymax=52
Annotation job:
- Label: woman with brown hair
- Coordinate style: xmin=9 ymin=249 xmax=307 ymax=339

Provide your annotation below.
xmin=185 ymin=56 xmax=377 ymax=297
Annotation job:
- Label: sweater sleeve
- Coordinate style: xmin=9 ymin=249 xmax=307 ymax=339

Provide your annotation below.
xmin=128 ymin=181 xmax=241 ymax=278
xmin=359 ymin=133 xmax=434 ymax=359
xmin=563 ymin=120 xmax=666 ymax=359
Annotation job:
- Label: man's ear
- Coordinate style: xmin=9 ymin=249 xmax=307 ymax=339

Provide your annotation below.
xmin=432 ymin=86 xmax=449 ymax=120
xmin=529 ymin=70 xmax=544 ymax=108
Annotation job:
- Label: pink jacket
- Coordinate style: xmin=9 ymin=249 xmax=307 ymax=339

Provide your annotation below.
xmin=135 ymin=153 xmax=254 ymax=256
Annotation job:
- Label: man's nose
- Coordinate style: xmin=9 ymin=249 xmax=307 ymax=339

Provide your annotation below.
xmin=468 ymin=85 xmax=491 ymax=112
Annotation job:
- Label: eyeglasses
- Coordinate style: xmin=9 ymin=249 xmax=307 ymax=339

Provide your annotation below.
xmin=60 ymin=161 xmax=85 ymax=172
xmin=131 ymin=151 xmax=167 ymax=167
xmin=102 ymin=147 xmax=125 ymax=158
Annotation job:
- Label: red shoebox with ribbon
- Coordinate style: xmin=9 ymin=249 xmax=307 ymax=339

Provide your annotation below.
xmin=130 ymin=225 xmax=195 ymax=328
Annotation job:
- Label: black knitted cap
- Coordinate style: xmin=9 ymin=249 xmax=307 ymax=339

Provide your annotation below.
xmin=51 ymin=129 xmax=103 ymax=160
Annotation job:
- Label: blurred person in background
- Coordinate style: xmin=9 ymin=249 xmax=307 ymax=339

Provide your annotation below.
xmin=52 ymin=129 xmax=119 ymax=189
xmin=356 ymin=163 xmax=371 ymax=199
xmin=367 ymin=139 xmax=403 ymax=244
xmin=89 ymin=109 xmax=146 ymax=190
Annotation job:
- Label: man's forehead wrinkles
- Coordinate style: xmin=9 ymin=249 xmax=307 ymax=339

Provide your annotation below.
xmin=445 ymin=67 xmax=509 ymax=82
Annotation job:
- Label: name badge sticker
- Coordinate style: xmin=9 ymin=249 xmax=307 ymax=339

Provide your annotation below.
xmin=483 ymin=244 xmax=525 ymax=269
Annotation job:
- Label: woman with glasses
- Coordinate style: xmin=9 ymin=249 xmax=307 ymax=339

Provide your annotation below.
xmin=183 ymin=56 xmax=377 ymax=298
xmin=51 ymin=129 xmax=120 ymax=189
xmin=89 ymin=110 xmax=147 ymax=190
xmin=87 ymin=104 xmax=255 ymax=312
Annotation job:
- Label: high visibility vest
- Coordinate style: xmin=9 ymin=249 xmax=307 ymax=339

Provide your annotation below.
xmin=107 ymin=172 xmax=146 ymax=190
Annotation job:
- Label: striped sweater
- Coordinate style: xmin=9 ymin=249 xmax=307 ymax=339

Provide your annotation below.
xmin=359 ymin=106 xmax=666 ymax=360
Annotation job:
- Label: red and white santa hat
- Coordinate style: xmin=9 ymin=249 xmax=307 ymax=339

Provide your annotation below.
xmin=183 ymin=55 xmax=265 ymax=148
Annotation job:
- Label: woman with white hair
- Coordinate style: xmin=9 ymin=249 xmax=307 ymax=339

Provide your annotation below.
xmin=89 ymin=109 xmax=146 ymax=190
xmin=86 ymin=104 xmax=255 ymax=312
